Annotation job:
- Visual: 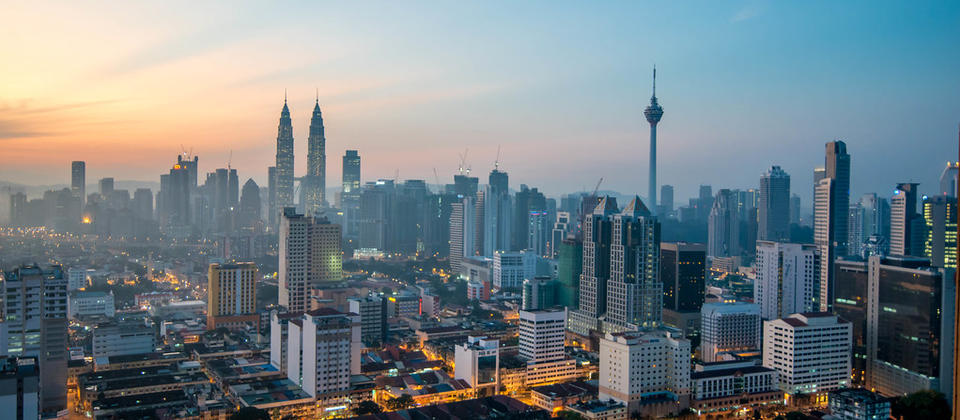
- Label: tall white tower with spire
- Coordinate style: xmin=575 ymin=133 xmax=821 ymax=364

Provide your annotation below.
xmin=643 ymin=67 xmax=663 ymax=215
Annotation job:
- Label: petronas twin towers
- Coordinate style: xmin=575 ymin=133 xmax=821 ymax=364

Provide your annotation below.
xmin=275 ymin=94 xmax=327 ymax=216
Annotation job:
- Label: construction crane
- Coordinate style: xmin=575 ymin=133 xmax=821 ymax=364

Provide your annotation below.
xmin=227 ymin=150 xmax=233 ymax=170
xmin=458 ymin=148 xmax=469 ymax=175
xmin=494 ymin=145 xmax=502 ymax=171
xmin=592 ymin=177 xmax=604 ymax=197
xmin=433 ymin=168 xmax=442 ymax=191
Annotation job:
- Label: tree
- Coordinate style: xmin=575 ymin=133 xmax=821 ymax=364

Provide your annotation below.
xmin=784 ymin=412 xmax=807 ymax=420
xmin=353 ymin=400 xmax=382 ymax=416
xmin=229 ymin=407 xmax=270 ymax=420
xmin=892 ymin=390 xmax=950 ymax=420
xmin=386 ymin=394 xmax=415 ymax=411
xmin=557 ymin=411 xmax=585 ymax=420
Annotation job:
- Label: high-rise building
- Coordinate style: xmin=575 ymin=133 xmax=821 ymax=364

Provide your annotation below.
xmin=700 ymin=302 xmax=761 ymax=363
xmin=940 ymin=161 xmax=959 ymax=196
xmin=519 ymin=308 xmax=567 ymax=364
xmin=267 ymin=166 xmax=277 ymax=227
xmin=556 ymin=238 xmax=582 ymax=310
xmin=0 ymin=265 xmax=68 ymax=416
xmin=341 ymin=150 xmax=361 ymax=239
xmin=644 ymin=67 xmax=664 ymax=215
xmin=698 ymin=185 xmax=714 ymax=222
xmin=659 ymin=185 xmax=674 ymax=216
xmin=303 ymin=98 xmax=327 ymax=215
xmin=759 ymin=166 xmax=790 ymax=242
xmin=599 ymin=329 xmax=691 ymax=416
xmin=762 ymin=313 xmax=852 ymax=396
xmin=527 ymin=210 xmax=551 ymax=257
xmin=860 ymin=193 xmax=891 ymax=240
xmin=348 ymin=296 xmax=387 ymax=345
xmin=570 ymin=196 xmax=617 ymax=335
xmin=754 ymin=241 xmax=820 ymax=320
xmin=278 ymin=208 xmax=343 ymax=313
xmin=492 ymin=249 xmax=535 ymax=290
xmin=482 ymin=169 xmax=512 ymax=256
xmin=661 ymin=242 xmax=706 ymax=312
xmin=848 ymin=202 xmax=865 ymax=257
xmin=285 ymin=309 xmax=361 ymax=406
xmin=513 ymin=185 xmax=546 ymax=250
xmin=239 ymin=179 xmax=261 ymax=230
xmin=207 ymin=263 xmax=259 ymax=330
xmin=132 ymin=188 xmax=153 ymax=221
xmin=890 ymin=183 xmax=923 ymax=257
xmin=275 ymin=97 xmax=295 ymax=212
xmin=99 ymin=177 xmax=114 ymax=198
xmin=159 ymin=160 xmax=192 ymax=235
xmin=522 ymin=277 xmax=558 ymax=311
xmin=923 ymin=195 xmax=957 ymax=268
xmin=550 ymin=212 xmax=571 ymax=258
xmin=453 ymin=174 xmax=479 ymax=199
xmin=449 ymin=196 xmax=476 ymax=273
xmin=454 ymin=336 xmax=500 ymax=395
xmin=790 ymin=194 xmax=801 ymax=225
xmin=0 ymin=356 xmax=40 ymax=420
xmin=866 ymin=256 xmax=954 ymax=397
xmin=708 ymin=189 xmax=740 ymax=258
xmin=605 ymin=197 xmax=661 ymax=332
xmin=358 ymin=180 xmax=394 ymax=251
xmin=71 ymin=161 xmax=85 ymax=208
xmin=814 ymin=140 xmax=851 ymax=312
xmin=833 ymin=260 xmax=869 ymax=386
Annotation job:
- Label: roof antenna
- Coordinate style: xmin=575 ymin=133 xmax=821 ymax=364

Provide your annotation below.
xmin=652 ymin=64 xmax=657 ymax=99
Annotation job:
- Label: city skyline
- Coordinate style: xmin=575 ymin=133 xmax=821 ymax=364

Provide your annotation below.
xmin=3 ymin=2 xmax=960 ymax=205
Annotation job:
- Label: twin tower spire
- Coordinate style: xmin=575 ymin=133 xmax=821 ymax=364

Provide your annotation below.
xmin=275 ymin=91 xmax=327 ymax=216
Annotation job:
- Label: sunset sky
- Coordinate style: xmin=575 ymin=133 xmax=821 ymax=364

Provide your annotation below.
xmin=2 ymin=1 xmax=959 ymax=205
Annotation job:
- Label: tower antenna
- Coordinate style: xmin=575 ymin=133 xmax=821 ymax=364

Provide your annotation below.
xmin=652 ymin=64 xmax=656 ymax=98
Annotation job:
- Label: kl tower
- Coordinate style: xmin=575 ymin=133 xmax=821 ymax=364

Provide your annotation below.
xmin=644 ymin=66 xmax=664 ymax=214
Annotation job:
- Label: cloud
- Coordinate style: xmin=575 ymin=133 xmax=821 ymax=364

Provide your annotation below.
xmin=0 ymin=99 xmax=123 ymax=140
xmin=731 ymin=3 xmax=764 ymax=23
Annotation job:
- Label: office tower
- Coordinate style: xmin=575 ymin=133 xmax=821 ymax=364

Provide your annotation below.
xmin=278 ymin=208 xmax=343 ymax=313
xmin=341 ymin=150 xmax=361 ymax=239
xmin=522 ymin=277 xmax=558 ymax=311
xmin=605 ymin=197 xmax=661 ymax=332
xmin=98 ymin=177 xmax=114 ymax=198
xmin=453 ymin=174 xmax=479 ymax=199
xmin=754 ymin=241 xmax=821 ymax=320
xmin=528 ymin=209 xmax=551 ymax=257
xmin=644 ymin=67 xmax=664 ymax=215
xmin=790 ymin=194 xmax=801 ymax=225
xmin=71 ymin=161 xmax=85 ymax=208
xmin=759 ymin=166 xmax=791 ymax=242
xmin=228 ymin=168 xmax=239 ymax=208
xmin=239 ymin=179 xmax=261 ymax=230
xmin=275 ymin=96 xmax=295 ymax=212
xmin=207 ymin=263 xmax=259 ymax=330
xmin=815 ymin=141 xmax=851 ymax=312
xmin=519 ymin=308 xmax=566 ymax=363
xmin=492 ymin=249 xmax=535 ymax=290
xmin=833 ymin=260 xmax=868 ymax=385
xmin=661 ymin=242 xmax=706 ymax=312
xmin=550 ymin=212 xmax=571 ymax=258
xmin=556 ymin=238 xmax=582 ymax=310
xmin=890 ymin=183 xmax=923 ymax=256
xmin=697 ymin=185 xmax=714 ymax=221
xmin=395 ymin=179 xmax=429 ymax=255
xmin=940 ymin=161 xmax=959 ymax=196
xmin=762 ymin=313 xmax=852 ymax=396
xmin=0 ymin=265 xmax=67 ymax=415
xmin=659 ymin=185 xmax=674 ymax=216
xmin=599 ymin=329 xmax=691 ymax=416
xmin=708 ymin=189 xmax=740 ymax=258
xmin=482 ymin=168 xmax=513 ymax=255
xmin=132 ymin=188 xmax=153 ymax=221
xmin=285 ymin=309 xmax=361 ymax=400
xmin=454 ymin=337 xmax=500 ymax=395
xmin=700 ymin=302 xmax=761 ymax=363
xmin=514 ymin=185 xmax=546 ymax=250
xmin=267 ymin=166 xmax=277 ymax=227
xmin=866 ymin=256 xmax=953 ymax=397
xmin=449 ymin=196 xmax=476 ymax=273
xmin=159 ymin=161 xmax=192 ymax=235
xmin=357 ymin=180 xmax=393 ymax=251
xmin=302 ymin=97 xmax=327 ymax=215
xmin=348 ymin=296 xmax=386 ymax=345
xmin=924 ymin=195 xmax=957 ymax=268
xmin=570 ymin=197 xmax=617 ymax=335
xmin=860 ymin=193 xmax=891 ymax=240
xmin=848 ymin=202 xmax=865 ymax=257
xmin=0 ymin=356 xmax=40 ymax=420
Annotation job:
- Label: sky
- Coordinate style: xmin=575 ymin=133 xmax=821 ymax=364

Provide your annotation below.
xmin=2 ymin=1 xmax=959 ymax=208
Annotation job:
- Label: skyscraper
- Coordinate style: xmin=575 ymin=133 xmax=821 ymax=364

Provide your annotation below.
xmin=275 ymin=96 xmax=295 ymax=214
xmin=923 ymin=194 xmax=957 ymax=268
xmin=556 ymin=237 xmax=582 ymax=310
xmin=268 ymin=166 xmax=277 ymax=227
xmin=482 ymin=168 xmax=512 ymax=256
xmin=660 ymin=242 xmax=706 ymax=312
xmin=570 ymin=196 xmax=618 ymax=336
xmin=71 ymin=161 xmax=85 ymax=208
xmin=644 ymin=67 xmax=663 ymax=215
xmin=207 ymin=262 xmax=259 ymax=330
xmin=708 ymin=189 xmax=740 ymax=258
xmin=99 ymin=177 xmax=114 ymax=198
xmin=239 ymin=179 xmax=261 ymax=230
xmin=939 ymin=161 xmax=959 ymax=196
xmin=303 ymin=97 xmax=327 ymax=215
xmin=604 ymin=197 xmax=661 ymax=332
xmin=659 ymin=184 xmax=674 ymax=216
xmin=342 ymin=150 xmax=361 ymax=238
xmin=890 ymin=183 xmax=922 ymax=257
xmin=514 ymin=184 xmax=546 ymax=250
xmin=814 ymin=140 xmax=850 ymax=312
xmin=759 ymin=165 xmax=790 ymax=242
xmin=754 ymin=241 xmax=821 ymax=320
xmin=278 ymin=208 xmax=342 ymax=313
xmin=133 ymin=188 xmax=153 ymax=221
xmin=449 ymin=196 xmax=476 ymax=273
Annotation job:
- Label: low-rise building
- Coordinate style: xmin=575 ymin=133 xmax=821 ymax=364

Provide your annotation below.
xmin=454 ymin=336 xmax=500 ymax=396
xmin=828 ymin=388 xmax=891 ymax=420
xmin=689 ymin=361 xmax=781 ymax=417
xmin=92 ymin=322 xmax=156 ymax=357
xmin=0 ymin=357 xmax=39 ymax=420
xmin=69 ymin=291 xmax=116 ymax=319
xmin=229 ymin=378 xmax=315 ymax=419
xmin=530 ymin=380 xmax=598 ymax=415
xmin=567 ymin=399 xmax=627 ymax=420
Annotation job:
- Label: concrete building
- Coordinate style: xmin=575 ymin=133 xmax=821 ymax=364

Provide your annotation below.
xmin=522 ymin=276 xmax=557 ymax=311
xmin=923 ymin=194 xmax=957 ymax=268
xmin=493 ymin=249 xmax=536 ymax=290
xmin=604 ymin=197 xmax=661 ymax=333
xmin=689 ymin=361 xmax=779 ymax=417
xmin=814 ymin=141 xmax=851 ymax=312
xmin=762 ymin=313 xmax=851 ymax=397
xmin=700 ymin=302 xmax=761 ymax=363
xmin=708 ymin=189 xmax=741 ymax=258
xmin=67 ymin=267 xmax=94 ymax=291
xmin=570 ymin=197 xmax=618 ymax=336
xmin=759 ymin=165 xmax=791 ymax=242
xmin=92 ymin=323 xmax=156 ymax=357
xmin=754 ymin=241 xmax=820 ymax=320
xmin=467 ymin=280 xmax=490 ymax=301
xmin=207 ymin=262 xmax=259 ymax=330
xmin=279 ymin=208 xmax=342 ymax=313
xmin=269 ymin=311 xmax=300 ymax=376
xmin=449 ymin=196 xmax=476 ymax=273
xmin=519 ymin=308 xmax=566 ymax=364
xmin=890 ymin=183 xmax=923 ymax=257
xmin=68 ymin=291 xmax=116 ymax=319
xmin=0 ymin=265 xmax=67 ymax=416
xmin=285 ymin=309 xmax=361 ymax=412
xmin=828 ymin=388 xmax=891 ymax=420
xmin=454 ymin=336 xmax=500 ymax=396
xmin=348 ymin=296 xmax=386 ymax=345
xmin=0 ymin=356 xmax=39 ymax=420
xmin=598 ymin=329 xmax=691 ymax=417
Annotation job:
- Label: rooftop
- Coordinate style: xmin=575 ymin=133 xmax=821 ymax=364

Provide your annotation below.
xmin=232 ymin=379 xmax=313 ymax=407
